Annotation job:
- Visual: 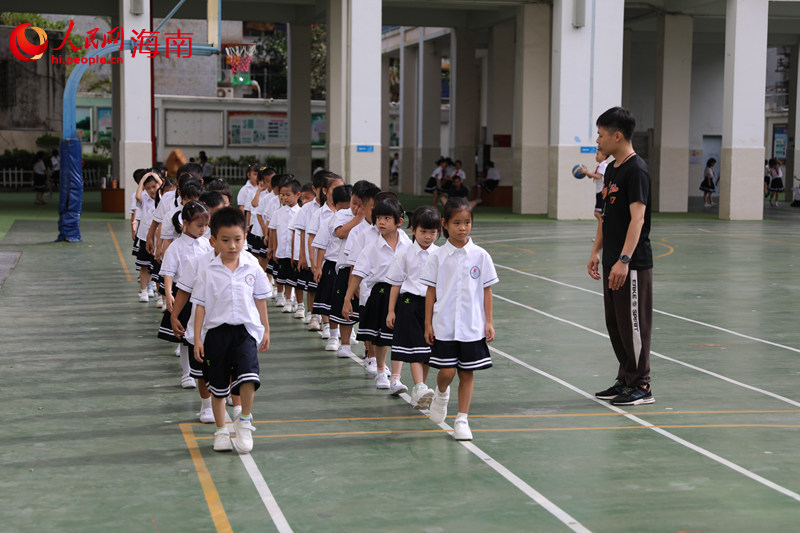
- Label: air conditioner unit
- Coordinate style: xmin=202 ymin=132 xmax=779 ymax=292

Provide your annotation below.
xmin=216 ymin=87 xmax=234 ymax=98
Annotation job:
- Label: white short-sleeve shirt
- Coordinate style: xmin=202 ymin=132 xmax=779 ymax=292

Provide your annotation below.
xmin=241 ymin=185 xmax=258 ymax=213
xmin=595 ymin=160 xmax=609 ymax=194
xmin=179 ymin=250 xmax=216 ymax=345
xmin=135 ymin=193 xmax=157 ymax=241
xmin=386 ymin=240 xmax=439 ymax=297
xmin=160 ymin=202 xmax=183 ymax=240
xmin=250 ymin=191 xmax=270 ymax=238
xmin=352 ymin=231 xmax=412 ymax=305
xmin=152 ymin=191 xmax=177 ymax=224
xmin=190 ymin=250 xmax=272 ymax=343
xmin=330 ymin=208 xmax=355 ymax=270
xmin=291 ymin=200 xmax=320 ymax=266
xmin=420 ymin=238 xmax=498 ymax=342
xmin=268 ymin=203 xmax=301 ymax=259
xmin=159 ymin=233 xmax=213 ymax=286
xmin=237 ymin=181 xmax=256 ymax=209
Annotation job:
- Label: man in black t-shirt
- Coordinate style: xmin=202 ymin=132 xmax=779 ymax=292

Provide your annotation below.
xmin=587 ymin=107 xmax=654 ymax=406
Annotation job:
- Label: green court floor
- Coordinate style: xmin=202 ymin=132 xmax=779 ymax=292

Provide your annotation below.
xmin=1 ymin=205 xmax=800 ymax=532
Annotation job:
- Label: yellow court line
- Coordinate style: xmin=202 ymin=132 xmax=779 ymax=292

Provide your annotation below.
xmin=107 ymin=222 xmax=134 ymax=282
xmin=653 ymin=239 xmax=674 ymax=259
xmin=193 ymin=423 xmax=800 ymax=440
xmin=179 ymin=424 xmax=233 ymax=533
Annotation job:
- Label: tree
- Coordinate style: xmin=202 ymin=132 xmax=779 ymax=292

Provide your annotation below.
xmin=252 ymin=24 xmax=327 ymax=100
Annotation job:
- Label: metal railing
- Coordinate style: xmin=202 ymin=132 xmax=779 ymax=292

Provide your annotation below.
xmin=0 ymin=165 xmax=112 ymax=189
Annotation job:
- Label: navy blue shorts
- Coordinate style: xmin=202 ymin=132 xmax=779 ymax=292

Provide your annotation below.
xmin=356 ymin=282 xmax=393 ymax=346
xmin=276 ymin=257 xmax=298 ymax=286
xmin=312 ymin=260 xmax=337 ymax=315
xmin=390 ymin=293 xmax=430 ymax=363
xmin=429 ymin=338 xmax=492 ymax=371
xmin=201 ymin=324 xmax=260 ymax=398
xmin=330 ymin=267 xmax=359 ymax=326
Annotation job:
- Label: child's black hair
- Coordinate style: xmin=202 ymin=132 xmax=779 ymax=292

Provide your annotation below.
xmin=133 ymin=168 xmax=148 ymax=184
xmin=176 ymin=162 xmax=203 ymax=182
xmin=270 ymin=172 xmax=285 ymax=189
xmin=258 ymin=166 xmax=276 ymax=182
xmin=199 ymin=191 xmax=225 ymax=209
xmin=372 ymin=197 xmax=404 ymax=224
xmin=312 ymin=168 xmax=328 ymax=191
xmin=408 ymin=205 xmax=442 ymax=241
xmin=441 ymin=197 xmax=473 ymax=238
xmin=143 ymin=174 xmax=158 ymax=187
xmin=153 ymin=161 xmax=168 ymax=179
xmin=205 ymin=178 xmax=232 ymax=205
xmin=300 ymin=182 xmax=314 ymax=194
xmin=596 ymin=106 xmax=636 ymax=141
xmin=210 ymin=206 xmax=246 ymax=237
xmin=351 ymin=179 xmax=376 ymax=200
xmin=179 ymin=179 xmax=204 ymax=202
xmin=332 ymin=184 xmax=352 ymax=206
xmin=374 ymin=190 xmax=398 ymax=203
xmin=172 ymin=200 xmax=210 ymax=235
xmin=280 ymin=179 xmax=302 ymax=195
xmin=319 ymin=172 xmax=344 ymax=205
xmin=362 ymin=184 xmax=381 ymax=203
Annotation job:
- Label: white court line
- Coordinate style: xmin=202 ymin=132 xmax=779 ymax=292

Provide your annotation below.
xmin=345 ymin=354 xmax=590 ymax=533
xmin=695 ymin=228 xmax=713 ymax=233
xmin=487 ymin=345 xmax=800 ymax=504
xmin=495 ymin=263 xmax=800 ymax=356
xmin=492 ymin=292 xmax=800 ymax=409
xmin=237 ymin=445 xmax=294 ymax=532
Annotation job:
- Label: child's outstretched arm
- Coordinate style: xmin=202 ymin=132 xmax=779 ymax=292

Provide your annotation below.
xmin=341 ymin=273 xmax=363 ymax=320
xmin=170 ymin=289 xmax=190 ymax=338
xmin=193 ymin=305 xmax=205 ymax=363
xmin=424 ymin=285 xmax=436 ymax=345
xmin=163 ymin=275 xmax=175 ymax=312
xmin=255 ymin=298 xmax=270 ymax=351
xmin=484 ymin=286 xmax=495 ymax=342
xmin=386 ymin=285 xmax=401 ymax=329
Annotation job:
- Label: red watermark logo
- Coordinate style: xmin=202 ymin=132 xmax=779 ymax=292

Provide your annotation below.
xmin=7 ymin=20 xmax=194 ymax=64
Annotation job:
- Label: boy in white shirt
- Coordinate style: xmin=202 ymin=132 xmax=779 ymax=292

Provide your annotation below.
xmin=269 ymin=179 xmax=302 ymax=313
xmin=192 ymin=207 xmax=271 ymax=453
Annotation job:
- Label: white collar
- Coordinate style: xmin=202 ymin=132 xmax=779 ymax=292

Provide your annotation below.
xmin=443 ymin=237 xmax=474 ymax=256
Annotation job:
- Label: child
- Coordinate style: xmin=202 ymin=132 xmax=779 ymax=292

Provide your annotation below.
xmin=158 ymin=201 xmax=212 ymax=389
xmin=261 ymin=173 xmax=286 ymax=297
xmin=309 ymin=173 xmax=345 ymax=338
xmin=192 ymin=207 xmax=271 ymax=453
xmin=312 ymin=184 xmax=351 ymax=351
xmin=269 ymin=179 xmax=302 ymax=313
xmin=343 ymin=197 xmax=411 ymax=391
xmin=134 ymin=171 xmax=163 ymax=302
xmin=205 ymin=178 xmax=233 ymax=208
xmin=238 ymin=163 xmax=260 ymax=214
xmin=247 ymin=168 xmax=272 ymax=271
xmin=289 ymin=182 xmax=317 ymax=319
xmin=130 ymin=168 xmax=148 ymax=246
xmin=422 ymin=197 xmax=498 ymax=441
xmin=386 ymin=205 xmax=441 ymax=408
xmin=582 ymin=150 xmax=610 ymax=222
xmin=294 ymin=172 xmax=326 ymax=325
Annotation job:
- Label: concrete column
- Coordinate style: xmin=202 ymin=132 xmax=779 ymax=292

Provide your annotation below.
xmin=720 ymin=0 xmax=768 ymax=220
xmin=786 ymin=43 xmax=800 ymax=198
xmin=548 ymin=0 xmax=624 ymax=219
xmin=381 ymin=54 xmax=391 ymax=190
xmin=399 ymin=41 xmax=418 ymax=194
xmin=449 ymin=28 xmax=479 ymax=185
xmin=622 ymin=28 xmax=632 ymax=109
xmin=117 ymin=0 xmax=152 ymax=217
xmin=326 ymin=0 xmax=348 ymax=176
xmin=488 ymin=20 xmax=515 ymax=189
xmin=416 ymin=38 xmax=441 ymax=193
xmin=513 ymin=4 xmax=550 ymax=214
xmin=288 ymin=23 xmax=312 ymax=181
xmin=652 ymin=14 xmax=693 ymax=212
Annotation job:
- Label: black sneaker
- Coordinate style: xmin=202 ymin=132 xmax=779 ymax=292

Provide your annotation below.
xmin=610 ymin=385 xmax=655 ymax=406
xmin=595 ymin=380 xmax=625 ymax=400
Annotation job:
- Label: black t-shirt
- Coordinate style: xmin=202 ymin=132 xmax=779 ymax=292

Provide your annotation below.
xmin=601 ymin=155 xmax=652 ymax=270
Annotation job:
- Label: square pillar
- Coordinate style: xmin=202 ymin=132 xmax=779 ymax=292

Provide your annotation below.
xmin=326 ymin=0 xmax=348 ymax=175
xmin=488 ymin=19 xmax=515 ymax=189
xmin=513 ymin=4 xmax=551 ymax=214
xmin=449 ymin=27 xmax=479 ymax=184
xmin=720 ymin=0 xmax=768 ymax=220
xmin=288 ymin=23 xmax=312 ymax=181
xmin=416 ymin=38 xmax=441 ymax=193
xmin=116 ymin=0 xmax=152 ymax=217
xmin=786 ymin=43 xmax=800 ymax=198
xmin=381 ymin=54 xmax=391 ymax=190
xmin=652 ymin=14 xmax=693 ymax=212
xmin=399 ymin=41 xmax=418 ymax=194
xmin=548 ymin=0 xmax=624 ymax=219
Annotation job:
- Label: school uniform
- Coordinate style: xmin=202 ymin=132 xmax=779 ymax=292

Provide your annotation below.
xmin=420 ymin=238 xmax=498 ymax=370
xmin=269 ymin=203 xmax=301 ymax=286
xmin=290 ymin=200 xmax=319 ymax=291
xmin=131 ymin=192 xmax=142 ymax=256
xmin=134 ymin=192 xmax=158 ymax=271
xmin=248 ymin=190 xmax=270 ymax=257
xmin=177 ymin=250 xmax=215 ymax=379
xmin=310 ymin=204 xmax=337 ymax=314
xmin=327 ymin=209 xmax=357 ymax=325
xmin=237 ymin=181 xmax=256 ymax=210
xmin=190 ymin=250 xmax=271 ymax=398
xmin=386 ymin=241 xmax=439 ymax=363
xmin=262 ymin=192 xmax=281 ymax=273
xmin=595 ymin=160 xmax=608 ymax=212
xmin=352 ymin=231 xmax=412 ymax=346
xmin=150 ymin=191 xmax=179 ymax=291
xmin=157 ymin=233 xmax=212 ymax=342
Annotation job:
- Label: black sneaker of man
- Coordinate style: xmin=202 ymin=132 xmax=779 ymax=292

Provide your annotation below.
xmin=595 ymin=380 xmax=625 ymax=400
xmin=610 ymin=385 xmax=655 ymax=406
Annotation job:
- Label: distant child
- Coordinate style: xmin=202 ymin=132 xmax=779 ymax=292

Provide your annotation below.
xmin=247 ymin=168 xmax=273 ymax=271
xmin=158 ymin=201 xmax=212 ymax=389
xmin=134 ymin=171 xmax=163 ymax=302
xmin=386 ymin=205 xmax=441 ymax=408
xmin=343 ymin=197 xmax=411 ymax=392
xmin=269 ymin=179 xmax=303 ymax=313
xmin=261 ymin=173 xmax=285 ymax=295
xmin=130 ymin=168 xmax=148 ymax=244
xmin=294 ymin=172 xmax=327 ymax=326
xmin=422 ymin=197 xmax=498 ymax=441
xmin=192 ymin=207 xmax=271 ymax=453
xmin=238 ymin=163 xmax=260 ymax=214
xmin=289 ymin=182 xmax=317 ymax=320
xmin=205 ymin=178 xmax=233 ymax=207
xmin=582 ymin=150 xmax=610 ymax=222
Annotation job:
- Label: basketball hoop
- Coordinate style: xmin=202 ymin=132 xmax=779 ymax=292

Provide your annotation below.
xmin=224 ymin=43 xmax=256 ymax=85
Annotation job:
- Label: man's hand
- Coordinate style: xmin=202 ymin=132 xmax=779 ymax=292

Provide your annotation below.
xmin=608 ymin=261 xmax=629 ymax=291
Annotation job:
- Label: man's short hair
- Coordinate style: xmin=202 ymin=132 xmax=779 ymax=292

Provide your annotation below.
xmin=596 ymin=106 xmax=636 ymax=141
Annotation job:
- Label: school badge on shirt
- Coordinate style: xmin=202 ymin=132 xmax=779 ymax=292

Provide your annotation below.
xmin=245 ymin=274 xmax=256 ymax=286
xmin=470 ymin=266 xmax=480 ymax=279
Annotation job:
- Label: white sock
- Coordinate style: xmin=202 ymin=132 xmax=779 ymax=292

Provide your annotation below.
xmin=179 ymin=345 xmax=190 ymax=376
xmin=332 ymin=328 xmax=340 ymax=339
xmin=201 ymin=397 xmax=212 ymax=410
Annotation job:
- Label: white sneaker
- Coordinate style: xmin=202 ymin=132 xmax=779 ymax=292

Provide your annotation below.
xmin=452 ymin=418 xmax=473 ymax=440
xmin=411 ymin=383 xmax=435 ymax=409
xmin=318 ymin=326 xmax=331 ymax=339
xmin=302 ymin=312 xmax=312 ymax=324
xmin=180 ymin=375 xmax=196 ymax=389
xmin=281 ymin=302 xmax=293 ymax=313
xmin=233 ymin=417 xmax=256 ymax=453
xmin=291 ymin=302 xmax=298 ymax=313
xmin=308 ymin=315 xmax=321 ymax=330
xmin=155 ymin=295 xmax=164 ymax=308
xmin=336 ymin=345 xmax=352 ymax=359
xmin=389 ymin=378 xmax=408 ymax=396
xmin=174 ymin=345 xmax=181 ymax=357
xmin=275 ymin=294 xmax=286 ymax=307
xmin=294 ymin=304 xmax=306 ymax=319
xmin=198 ymin=408 xmax=215 ymax=423
xmin=375 ymin=372 xmax=390 ymax=389
xmin=213 ymin=428 xmax=232 ymax=451
xmin=138 ymin=290 xmax=149 ymax=302
xmin=429 ymin=386 xmax=450 ymax=424
xmin=325 ymin=336 xmax=341 ymax=351
xmin=364 ymin=357 xmax=377 ymax=377
xmin=147 ymin=286 xmax=155 ymax=298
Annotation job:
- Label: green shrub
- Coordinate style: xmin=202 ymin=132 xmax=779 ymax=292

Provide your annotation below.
xmin=35 ymin=134 xmax=61 ymax=150
xmin=0 ymin=149 xmax=37 ymax=169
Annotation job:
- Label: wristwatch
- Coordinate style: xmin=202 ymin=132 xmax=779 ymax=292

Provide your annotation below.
xmin=619 ymin=254 xmax=631 ymax=264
